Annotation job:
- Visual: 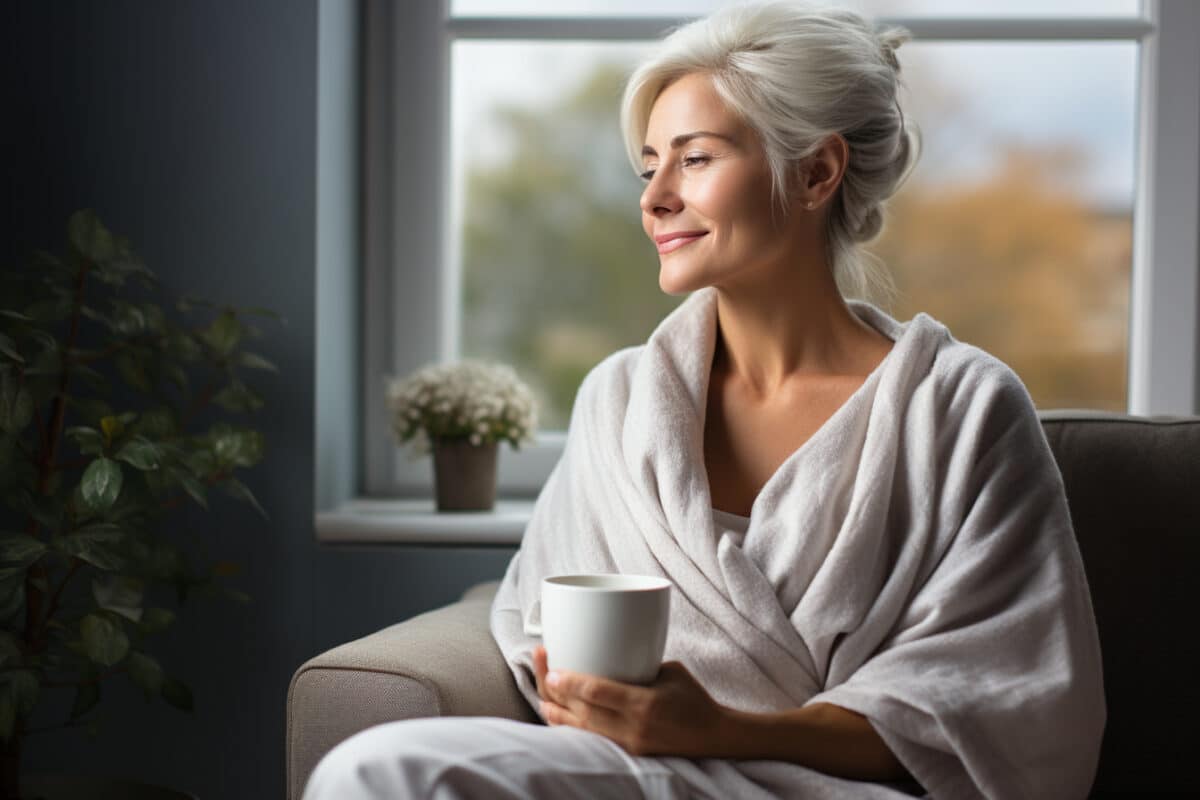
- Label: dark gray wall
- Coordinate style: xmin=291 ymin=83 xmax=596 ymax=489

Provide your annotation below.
xmin=3 ymin=2 xmax=516 ymax=797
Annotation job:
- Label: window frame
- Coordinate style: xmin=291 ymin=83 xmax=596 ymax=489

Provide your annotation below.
xmin=358 ymin=0 xmax=1198 ymax=499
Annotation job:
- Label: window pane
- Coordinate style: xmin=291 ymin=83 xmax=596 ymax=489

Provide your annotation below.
xmin=452 ymin=41 xmax=1136 ymax=429
xmin=451 ymin=1 xmax=1141 ymax=19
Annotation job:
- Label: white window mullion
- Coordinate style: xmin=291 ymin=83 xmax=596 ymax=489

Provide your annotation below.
xmin=1129 ymin=0 xmax=1200 ymax=415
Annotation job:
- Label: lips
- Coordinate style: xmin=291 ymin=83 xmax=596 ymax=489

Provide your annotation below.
xmin=654 ymin=231 xmax=708 ymax=254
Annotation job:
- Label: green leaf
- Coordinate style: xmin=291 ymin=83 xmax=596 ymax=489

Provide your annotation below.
xmin=92 ymin=575 xmax=144 ymax=623
xmin=24 ymin=295 xmax=72 ymax=324
xmin=16 ymin=490 xmax=59 ymax=532
xmin=0 ymin=371 xmax=33 ymax=434
xmin=0 ymin=631 xmax=21 ymax=668
xmin=0 ymin=333 xmax=23 ymax=364
xmin=80 ymin=305 xmax=113 ymax=329
xmin=81 ymin=457 xmax=123 ymax=511
xmin=141 ymin=304 xmax=165 ymax=334
xmin=176 ymin=473 xmax=208 ymax=510
xmin=0 ymin=310 xmax=33 ymax=323
xmin=126 ymin=651 xmax=164 ymax=698
xmin=131 ymin=406 xmax=177 ymax=439
xmin=221 ymin=478 xmax=268 ymax=519
xmin=68 ymin=209 xmax=116 ymax=263
xmin=115 ymin=438 xmax=160 ymax=471
xmin=99 ymin=415 xmax=124 ymax=442
xmin=56 ymin=523 xmax=127 ymax=571
xmin=110 ymin=302 xmax=146 ymax=337
xmin=212 ymin=380 xmax=263 ymax=413
xmin=161 ymin=675 xmax=193 ymax=712
xmin=6 ymin=669 xmax=39 ymax=716
xmin=115 ymin=351 xmax=152 ymax=392
xmin=165 ymin=330 xmax=202 ymax=362
xmin=201 ymin=311 xmax=241 ymax=358
xmin=65 ymin=425 xmax=106 ymax=456
xmin=212 ymin=429 xmax=264 ymax=468
xmin=180 ymin=448 xmax=215 ymax=478
xmin=138 ymin=607 xmax=175 ymax=634
xmin=0 ymin=533 xmax=46 ymax=566
xmin=0 ymin=567 xmax=26 ymax=624
xmin=70 ymin=680 xmax=100 ymax=720
xmin=80 ymin=613 xmax=129 ymax=667
xmin=66 ymin=397 xmax=115 ymax=427
xmin=164 ymin=363 xmax=189 ymax=391
xmin=236 ymin=351 xmax=278 ymax=372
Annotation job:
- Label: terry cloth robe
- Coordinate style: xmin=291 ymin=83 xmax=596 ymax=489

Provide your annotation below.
xmin=490 ymin=286 xmax=1106 ymax=799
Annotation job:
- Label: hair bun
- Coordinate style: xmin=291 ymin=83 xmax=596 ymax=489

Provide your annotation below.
xmin=877 ymin=25 xmax=911 ymax=72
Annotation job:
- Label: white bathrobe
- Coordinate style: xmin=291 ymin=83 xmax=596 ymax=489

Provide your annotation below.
xmin=490 ymin=287 xmax=1105 ymax=799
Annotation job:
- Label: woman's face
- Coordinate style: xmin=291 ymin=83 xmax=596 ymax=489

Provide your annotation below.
xmin=640 ymin=72 xmax=796 ymax=295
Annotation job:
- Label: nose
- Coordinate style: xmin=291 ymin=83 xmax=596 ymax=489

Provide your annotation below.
xmin=639 ymin=166 xmax=682 ymax=218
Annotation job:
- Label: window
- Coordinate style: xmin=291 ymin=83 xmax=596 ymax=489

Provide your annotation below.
xmin=359 ymin=0 xmax=1199 ymax=498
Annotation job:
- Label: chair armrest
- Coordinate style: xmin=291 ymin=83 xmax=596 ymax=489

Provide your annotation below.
xmin=286 ymin=580 xmax=537 ymax=799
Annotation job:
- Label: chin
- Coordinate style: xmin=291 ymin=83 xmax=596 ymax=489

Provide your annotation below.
xmin=658 ymin=261 xmax=709 ymax=297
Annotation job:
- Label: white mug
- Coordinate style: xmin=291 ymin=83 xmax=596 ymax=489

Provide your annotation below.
xmin=526 ymin=573 xmax=672 ymax=685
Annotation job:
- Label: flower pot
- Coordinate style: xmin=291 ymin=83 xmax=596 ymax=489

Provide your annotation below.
xmin=431 ymin=437 xmax=498 ymax=511
xmin=19 ymin=773 xmax=197 ymax=799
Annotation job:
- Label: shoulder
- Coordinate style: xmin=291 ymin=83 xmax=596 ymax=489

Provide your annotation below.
xmin=931 ymin=331 xmax=1032 ymax=413
xmin=561 ymin=344 xmax=645 ymax=430
xmin=913 ymin=315 xmax=1048 ymax=458
xmin=576 ymin=344 xmax=644 ymax=400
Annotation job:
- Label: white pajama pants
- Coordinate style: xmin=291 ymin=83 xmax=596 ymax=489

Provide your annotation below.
xmin=301 ymin=716 xmax=921 ymax=799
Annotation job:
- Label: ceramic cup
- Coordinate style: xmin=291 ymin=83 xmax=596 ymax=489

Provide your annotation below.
xmin=526 ymin=573 xmax=672 ymax=684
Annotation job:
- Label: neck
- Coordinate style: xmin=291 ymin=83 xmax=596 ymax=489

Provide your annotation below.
xmin=711 ymin=258 xmax=883 ymax=400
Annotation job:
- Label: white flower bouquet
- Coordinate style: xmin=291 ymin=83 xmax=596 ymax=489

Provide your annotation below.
xmin=385 ymin=359 xmax=538 ymax=456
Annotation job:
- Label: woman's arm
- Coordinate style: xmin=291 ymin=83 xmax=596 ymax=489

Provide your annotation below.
xmin=721 ymin=701 xmax=911 ymax=782
xmin=533 ymin=646 xmax=910 ymax=783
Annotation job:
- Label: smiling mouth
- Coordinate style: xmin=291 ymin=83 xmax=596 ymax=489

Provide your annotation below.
xmin=656 ymin=233 xmax=707 ymax=254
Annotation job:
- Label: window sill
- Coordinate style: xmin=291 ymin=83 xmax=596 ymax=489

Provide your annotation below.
xmin=315 ymin=497 xmax=533 ymax=545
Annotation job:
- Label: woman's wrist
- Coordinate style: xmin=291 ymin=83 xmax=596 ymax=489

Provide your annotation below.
xmin=711 ymin=702 xmax=910 ymax=782
xmin=714 ymin=704 xmax=791 ymax=761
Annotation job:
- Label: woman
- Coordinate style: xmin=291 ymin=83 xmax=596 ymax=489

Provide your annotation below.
xmin=305 ymin=2 xmax=1105 ymax=798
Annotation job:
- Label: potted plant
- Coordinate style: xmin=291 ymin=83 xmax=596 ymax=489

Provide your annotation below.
xmin=0 ymin=209 xmax=279 ymax=798
xmin=385 ymin=360 xmax=537 ymax=511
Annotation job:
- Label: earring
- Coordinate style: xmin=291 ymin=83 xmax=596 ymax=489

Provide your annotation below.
xmin=805 ymin=201 xmax=816 ymax=210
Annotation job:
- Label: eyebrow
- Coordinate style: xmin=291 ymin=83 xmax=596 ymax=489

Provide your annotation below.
xmin=641 ymin=130 xmax=734 ymax=158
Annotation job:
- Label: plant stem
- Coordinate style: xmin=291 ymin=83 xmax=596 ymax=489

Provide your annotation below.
xmin=35 ymin=558 xmax=83 ymax=653
xmin=25 ymin=260 xmax=89 ymax=649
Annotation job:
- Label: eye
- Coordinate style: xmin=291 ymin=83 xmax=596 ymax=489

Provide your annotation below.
xmin=643 ymin=154 xmax=705 ymax=183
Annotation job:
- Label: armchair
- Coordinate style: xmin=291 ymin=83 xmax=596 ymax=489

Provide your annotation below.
xmin=288 ymin=412 xmax=1200 ymax=797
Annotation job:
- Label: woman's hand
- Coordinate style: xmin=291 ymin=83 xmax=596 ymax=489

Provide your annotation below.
xmin=532 ymin=645 xmax=729 ymax=757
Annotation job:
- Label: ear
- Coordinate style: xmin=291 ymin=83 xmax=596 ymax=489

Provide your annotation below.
xmin=797 ymin=134 xmax=849 ymax=208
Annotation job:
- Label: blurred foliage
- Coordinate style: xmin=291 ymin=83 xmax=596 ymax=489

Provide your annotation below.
xmin=874 ymin=144 xmax=1130 ymax=410
xmin=461 ymin=63 xmax=1130 ymax=423
xmin=0 ymin=210 xmax=279 ymax=770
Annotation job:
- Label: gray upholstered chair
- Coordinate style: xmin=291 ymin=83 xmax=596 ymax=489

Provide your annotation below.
xmin=288 ymin=412 xmax=1200 ymax=798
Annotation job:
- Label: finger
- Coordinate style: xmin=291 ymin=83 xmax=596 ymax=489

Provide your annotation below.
xmin=539 ymin=698 xmax=576 ymax=727
xmin=533 ymin=646 xmax=550 ymax=699
xmin=543 ymin=696 xmax=627 ymax=740
xmin=550 ymin=669 xmax=639 ymax=712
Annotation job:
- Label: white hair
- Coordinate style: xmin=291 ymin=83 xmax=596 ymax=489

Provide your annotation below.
xmin=620 ymin=0 xmax=922 ymax=301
